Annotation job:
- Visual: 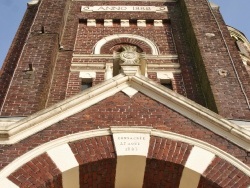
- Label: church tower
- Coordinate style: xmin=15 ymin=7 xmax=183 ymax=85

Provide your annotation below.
xmin=0 ymin=0 xmax=249 ymax=187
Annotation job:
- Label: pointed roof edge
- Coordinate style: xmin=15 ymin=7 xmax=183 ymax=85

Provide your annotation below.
xmin=209 ymin=1 xmax=220 ymax=9
xmin=0 ymin=74 xmax=249 ymax=150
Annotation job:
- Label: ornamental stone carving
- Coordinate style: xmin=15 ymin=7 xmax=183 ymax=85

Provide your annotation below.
xmin=119 ymin=46 xmax=140 ymax=65
xmin=114 ymin=46 xmax=145 ymax=76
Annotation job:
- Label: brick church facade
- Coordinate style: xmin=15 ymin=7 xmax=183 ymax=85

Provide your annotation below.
xmin=0 ymin=0 xmax=250 ymax=187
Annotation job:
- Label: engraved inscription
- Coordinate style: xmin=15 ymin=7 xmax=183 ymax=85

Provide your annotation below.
xmin=118 ymin=136 xmax=145 ymax=152
xmin=81 ymin=6 xmax=168 ymax=13
xmin=113 ymin=133 xmax=150 ymax=156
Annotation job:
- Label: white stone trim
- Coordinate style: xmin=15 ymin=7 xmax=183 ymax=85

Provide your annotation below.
xmin=228 ymin=26 xmax=250 ymax=50
xmin=0 ymin=129 xmax=111 ymax=179
xmin=179 ymin=168 xmax=201 ymax=188
xmin=154 ymin=20 xmax=163 ymax=27
xmin=47 ymin=144 xmax=78 ymax=172
xmin=87 ymin=19 xmax=96 ymax=27
xmin=209 ymin=2 xmax=219 ymax=9
xmin=130 ymin=75 xmax=250 ymax=150
xmin=72 ymin=54 xmax=178 ymax=59
xmin=81 ymin=6 xmax=168 ymax=13
xmin=157 ymin=72 xmax=174 ymax=80
xmin=122 ymin=87 xmax=138 ymax=98
xmin=47 ymin=144 xmax=79 ymax=188
xmin=104 ymin=19 xmax=113 ymax=27
xmin=121 ymin=20 xmax=129 ymax=27
xmin=0 ymin=178 xmax=19 ymax=188
xmin=185 ymin=146 xmax=215 ymax=174
xmin=0 ymin=74 xmax=250 ymax=152
xmin=0 ymin=117 xmax=24 ymax=127
xmin=28 ymin=0 xmax=39 ymax=5
xmin=104 ymin=63 xmax=113 ymax=80
xmin=113 ymin=133 xmax=150 ymax=156
xmin=93 ymin=34 xmax=160 ymax=55
xmin=137 ymin=20 xmax=146 ymax=27
xmin=230 ymin=120 xmax=250 ymax=132
xmin=0 ymin=75 xmax=129 ymax=144
xmin=115 ymin=156 xmax=146 ymax=188
xmin=74 ymin=0 xmax=177 ymax=2
xmin=151 ymin=129 xmax=250 ymax=176
xmin=79 ymin=72 xmax=96 ymax=79
xmin=0 ymin=127 xmax=249 ymax=183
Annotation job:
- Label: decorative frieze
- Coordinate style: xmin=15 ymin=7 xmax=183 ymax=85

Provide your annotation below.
xmin=121 ymin=20 xmax=129 ymax=27
xmin=87 ymin=19 xmax=96 ymax=27
xmin=154 ymin=20 xmax=163 ymax=27
xmin=79 ymin=72 xmax=96 ymax=79
xmin=137 ymin=20 xmax=146 ymax=27
xmin=104 ymin=19 xmax=113 ymax=27
xmin=81 ymin=6 xmax=168 ymax=13
xmin=84 ymin=19 xmax=165 ymax=27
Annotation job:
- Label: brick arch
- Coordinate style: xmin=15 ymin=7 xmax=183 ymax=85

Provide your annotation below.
xmin=101 ymin=40 xmax=151 ymax=54
xmin=5 ymin=135 xmax=116 ymax=188
xmin=1 ymin=129 xmax=250 ymax=188
xmin=93 ymin=34 xmax=160 ymax=55
xmin=69 ymin=136 xmax=116 ymax=187
xmin=144 ymin=136 xmax=250 ymax=188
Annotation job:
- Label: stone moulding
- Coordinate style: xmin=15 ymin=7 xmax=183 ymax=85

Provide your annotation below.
xmin=0 ymin=127 xmax=249 ymax=183
xmin=74 ymin=0 xmax=176 ymax=2
xmin=0 ymin=74 xmax=249 ymax=152
xmin=93 ymin=34 xmax=160 ymax=55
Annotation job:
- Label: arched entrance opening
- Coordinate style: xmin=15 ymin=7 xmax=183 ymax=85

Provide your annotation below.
xmin=1 ymin=128 xmax=249 ymax=188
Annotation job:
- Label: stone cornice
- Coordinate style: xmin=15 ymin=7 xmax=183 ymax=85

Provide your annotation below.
xmin=0 ymin=74 xmax=249 ymax=150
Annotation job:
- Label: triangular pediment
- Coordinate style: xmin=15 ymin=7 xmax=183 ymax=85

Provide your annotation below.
xmin=0 ymin=74 xmax=249 ymax=150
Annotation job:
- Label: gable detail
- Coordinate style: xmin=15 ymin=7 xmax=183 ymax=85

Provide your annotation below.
xmin=0 ymin=128 xmax=249 ymax=188
xmin=0 ymin=75 xmax=249 ymax=151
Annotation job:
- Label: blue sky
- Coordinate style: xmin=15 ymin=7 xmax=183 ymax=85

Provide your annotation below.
xmin=0 ymin=0 xmax=250 ymax=68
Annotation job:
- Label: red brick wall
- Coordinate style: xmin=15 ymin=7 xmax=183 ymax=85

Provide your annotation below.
xmin=0 ymin=0 xmax=68 ymax=116
xmin=0 ymin=1 xmax=212 ymax=115
xmin=143 ymin=137 xmax=192 ymax=187
xmin=4 ymin=135 xmax=250 ymax=187
xmin=8 ymin=153 xmax=62 ymax=188
xmin=198 ymin=157 xmax=250 ymax=187
xmin=0 ymin=5 xmax=38 ymax=111
xmin=46 ymin=51 xmax=72 ymax=106
xmin=180 ymin=0 xmax=250 ymax=119
xmin=0 ymin=92 xmax=249 ymax=171
xmin=70 ymin=136 xmax=116 ymax=187
xmin=2 ymin=0 xmax=250 ymax=118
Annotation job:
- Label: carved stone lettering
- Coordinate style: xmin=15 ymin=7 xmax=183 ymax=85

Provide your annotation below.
xmin=113 ymin=133 xmax=150 ymax=156
xmin=81 ymin=6 xmax=168 ymax=13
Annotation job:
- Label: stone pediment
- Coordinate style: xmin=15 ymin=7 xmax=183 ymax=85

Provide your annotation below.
xmin=0 ymin=74 xmax=249 ymax=150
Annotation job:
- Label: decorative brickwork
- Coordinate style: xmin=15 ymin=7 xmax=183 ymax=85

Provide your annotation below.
xmin=198 ymin=157 xmax=250 ymax=188
xmin=69 ymin=136 xmax=116 ymax=187
xmin=8 ymin=153 xmax=62 ymax=188
xmin=0 ymin=92 xmax=249 ymax=170
xmin=143 ymin=137 xmax=192 ymax=187
xmin=3 ymin=134 xmax=249 ymax=187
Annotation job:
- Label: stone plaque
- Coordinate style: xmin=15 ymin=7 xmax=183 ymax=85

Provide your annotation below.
xmin=113 ymin=133 xmax=150 ymax=156
xmin=81 ymin=6 xmax=168 ymax=13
